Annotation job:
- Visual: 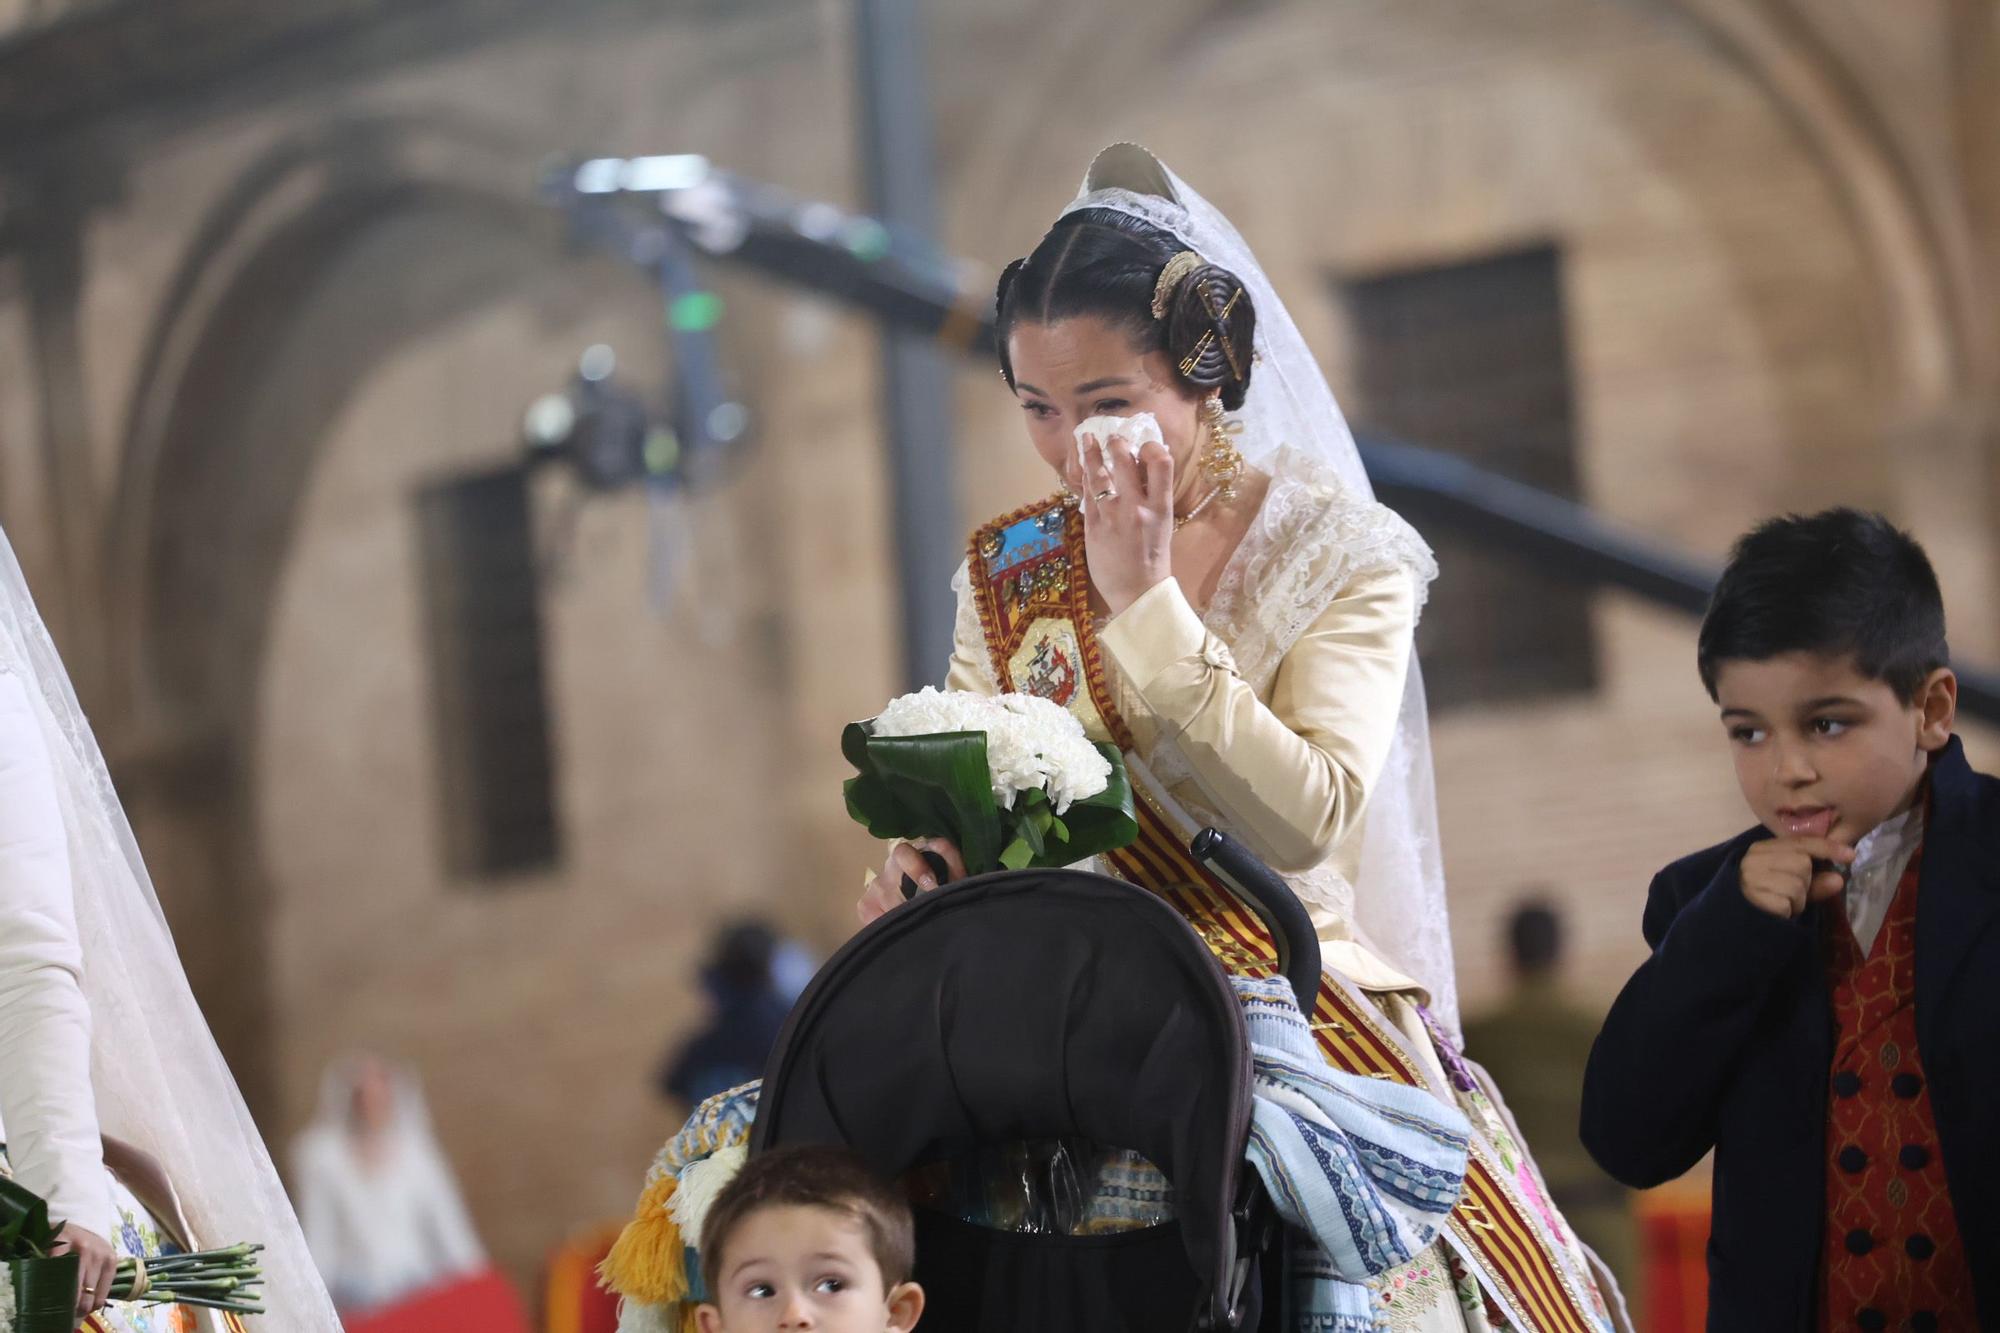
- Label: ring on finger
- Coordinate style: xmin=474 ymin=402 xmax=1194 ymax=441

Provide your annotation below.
xmin=1094 ymin=487 xmax=1116 ymax=501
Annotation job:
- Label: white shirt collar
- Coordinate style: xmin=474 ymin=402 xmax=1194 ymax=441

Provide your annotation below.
xmin=1851 ymin=802 xmax=1923 ymax=876
xmin=1843 ymin=802 xmax=1924 ymax=956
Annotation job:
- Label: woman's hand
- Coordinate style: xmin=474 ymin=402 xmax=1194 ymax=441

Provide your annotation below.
xmin=857 ymin=837 xmax=968 ymax=926
xmin=1079 ymin=430 xmax=1175 ymax=616
xmin=52 ymin=1221 xmax=116 ymax=1318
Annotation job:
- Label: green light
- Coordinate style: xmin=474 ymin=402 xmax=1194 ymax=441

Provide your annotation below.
xmin=845 ymin=219 xmax=891 ymax=262
xmin=669 ymin=292 xmax=724 ymax=332
xmin=644 ymin=427 xmax=681 ymax=475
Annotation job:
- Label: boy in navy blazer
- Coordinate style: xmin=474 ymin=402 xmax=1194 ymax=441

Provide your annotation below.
xmin=1582 ymin=510 xmax=1996 ymax=1331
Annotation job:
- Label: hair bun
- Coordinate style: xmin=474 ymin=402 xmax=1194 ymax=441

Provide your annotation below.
xmin=1165 ymin=264 xmax=1256 ymax=410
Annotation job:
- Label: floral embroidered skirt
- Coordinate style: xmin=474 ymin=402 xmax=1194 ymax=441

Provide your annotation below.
xmin=77 ymin=1167 xmax=215 ymax=1333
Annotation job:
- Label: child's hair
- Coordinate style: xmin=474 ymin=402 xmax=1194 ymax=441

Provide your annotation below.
xmin=698 ymin=1145 xmax=915 ymax=1297
xmin=1697 ymin=508 xmax=1948 ymax=702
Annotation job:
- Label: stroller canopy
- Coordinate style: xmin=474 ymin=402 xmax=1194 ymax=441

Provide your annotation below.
xmin=751 ymin=868 xmax=1254 ymax=1310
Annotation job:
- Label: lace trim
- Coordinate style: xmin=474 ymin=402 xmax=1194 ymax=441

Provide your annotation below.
xmin=949 ymin=559 xmax=1000 ymax=693
xmin=1203 ymin=446 xmax=1436 ymax=695
xmin=1063 ymin=187 xmax=1196 ymax=246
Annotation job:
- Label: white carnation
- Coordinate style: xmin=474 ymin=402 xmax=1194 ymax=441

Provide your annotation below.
xmin=991 ymin=693 xmax=1112 ymax=813
xmin=873 ymin=686 xmax=995 ymax=740
xmin=872 ymin=687 xmax=1112 ymax=814
xmin=0 ymin=1260 xmax=14 ymax=1333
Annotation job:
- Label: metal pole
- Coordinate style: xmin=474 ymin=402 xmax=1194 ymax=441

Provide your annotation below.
xmin=855 ymin=0 xmax=960 ymax=690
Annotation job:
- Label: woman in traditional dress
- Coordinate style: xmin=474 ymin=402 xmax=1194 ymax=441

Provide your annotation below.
xmin=0 ymin=527 xmax=339 ymax=1332
xmin=856 ymin=144 xmax=1626 ymax=1333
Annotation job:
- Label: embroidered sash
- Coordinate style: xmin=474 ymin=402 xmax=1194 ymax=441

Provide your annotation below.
xmin=968 ymin=495 xmax=1603 ymax=1333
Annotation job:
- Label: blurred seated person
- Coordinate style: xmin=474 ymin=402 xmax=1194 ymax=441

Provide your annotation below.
xmin=292 ymin=1053 xmax=487 ymax=1315
xmin=1462 ymin=899 xmax=1639 ymax=1305
xmin=659 ymin=920 xmax=799 ymax=1109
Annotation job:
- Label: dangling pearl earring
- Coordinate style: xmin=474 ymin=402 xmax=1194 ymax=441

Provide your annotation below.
xmin=1173 ymin=398 xmax=1245 ymax=531
xmin=1199 ymin=397 xmax=1244 ymax=501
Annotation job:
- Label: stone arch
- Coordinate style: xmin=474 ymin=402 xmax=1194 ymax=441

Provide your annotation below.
xmin=1641 ymin=0 xmax=1988 ymax=411
xmin=104 ymin=114 xmax=597 ymax=1119
xmin=108 ymin=112 xmax=539 ymax=693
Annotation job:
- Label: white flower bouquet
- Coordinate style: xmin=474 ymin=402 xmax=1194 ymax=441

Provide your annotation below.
xmin=843 ymin=688 xmax=1137 ymax=874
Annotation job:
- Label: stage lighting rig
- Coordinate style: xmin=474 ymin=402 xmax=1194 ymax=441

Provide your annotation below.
xmin=544 ymin=153 xmax=995 ymax=362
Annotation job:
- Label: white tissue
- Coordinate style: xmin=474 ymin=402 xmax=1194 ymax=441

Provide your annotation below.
xmin=1074 ymin=412 xmax=1162 ymax=476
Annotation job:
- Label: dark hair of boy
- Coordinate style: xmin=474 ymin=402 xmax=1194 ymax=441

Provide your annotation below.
xmin=1696 ymin=507 xmax=1949 ymax=703
xmin=697 ymin=1145 xmax=916 ymax=1297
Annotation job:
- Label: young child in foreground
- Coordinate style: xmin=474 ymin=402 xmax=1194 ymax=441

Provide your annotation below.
xmin=1582 ymin=509 xmax=1998 ymax=1331
xmin=695 ymin=1145 xmax=925 ymax=1333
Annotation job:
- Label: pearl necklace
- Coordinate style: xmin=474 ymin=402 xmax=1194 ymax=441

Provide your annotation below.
xmin=1174 ymin=484 xmax=1224 ymax=531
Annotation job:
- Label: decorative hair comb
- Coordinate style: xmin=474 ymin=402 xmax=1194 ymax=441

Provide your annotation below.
xmin=1151 ymin=250 xmax=1203 ymax=321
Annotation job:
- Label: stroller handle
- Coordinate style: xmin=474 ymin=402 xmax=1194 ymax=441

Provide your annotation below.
xmin=1189 ymin=828 xmax=1323 ymax=1015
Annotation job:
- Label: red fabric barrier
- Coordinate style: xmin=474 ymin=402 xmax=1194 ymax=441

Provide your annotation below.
xmin=344 ymin=1270 xmax=532 ymax=1333
xmin=543 ymin=1225 xmax=624 ymax=1333
xmin=1636 ymin=1186 xmax=1710 ymax=1333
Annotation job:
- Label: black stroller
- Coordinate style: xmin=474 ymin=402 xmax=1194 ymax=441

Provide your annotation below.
xmin=748 ymin=830 xmax=1321 ymax=1332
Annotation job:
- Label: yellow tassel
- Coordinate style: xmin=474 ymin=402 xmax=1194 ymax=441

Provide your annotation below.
xmin=597 ymin=1172 xmax=690 ymax=1305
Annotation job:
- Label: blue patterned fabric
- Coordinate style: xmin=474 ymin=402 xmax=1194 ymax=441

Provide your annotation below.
xmin=1233 ymin=977 xmax=1471 ymax=1330
xmin=655 ymin=1081 xmax=759 ymax=1179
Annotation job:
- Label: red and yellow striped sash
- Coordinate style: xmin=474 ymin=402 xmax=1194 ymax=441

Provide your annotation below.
xmin=967 ymin=502 xmax=1602 ymax=1333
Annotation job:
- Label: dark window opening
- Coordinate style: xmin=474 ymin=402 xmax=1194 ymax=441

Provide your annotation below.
xmin=415 ymin=465 xmax=561 ymax=880
xmin=1338 ymin=245 xmax=1597 ymax=710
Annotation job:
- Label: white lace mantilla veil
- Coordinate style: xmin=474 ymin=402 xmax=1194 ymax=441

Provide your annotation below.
xmin=1063 ymin=144 xmax=1460 ymax=1036
xmin=0 ymin=526 xmax=340 ymax=1330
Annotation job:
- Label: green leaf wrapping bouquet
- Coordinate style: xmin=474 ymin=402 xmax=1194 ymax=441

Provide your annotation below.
xmin=0 ymin=1175 xmax=265 ymax=1331
xmin=844 ymin=688 xmax=1138 ymax=874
